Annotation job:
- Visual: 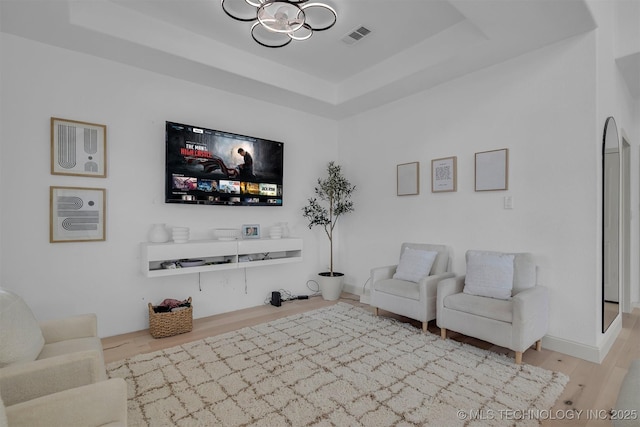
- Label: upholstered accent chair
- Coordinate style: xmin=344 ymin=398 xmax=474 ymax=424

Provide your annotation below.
xmin=437 ymin=250 xmax=549 ymax=364
xmin=370 ymin=243 xmax=454 ymax=332
xmin=0 ymin=288 xmax=112 ymax=419
xmin=1 ymin=377 xmax=127 ymax=427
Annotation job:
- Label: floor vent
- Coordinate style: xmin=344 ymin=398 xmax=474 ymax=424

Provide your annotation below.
xmin=342 ymin=26 xmax=372 ymax=45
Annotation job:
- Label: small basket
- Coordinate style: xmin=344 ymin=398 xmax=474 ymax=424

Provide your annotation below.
xmin=148 ymin=297 xmax=193 ymax=339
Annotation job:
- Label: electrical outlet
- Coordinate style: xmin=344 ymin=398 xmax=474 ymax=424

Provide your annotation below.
xmin=504 ymin=196 xmax=514 ymax=209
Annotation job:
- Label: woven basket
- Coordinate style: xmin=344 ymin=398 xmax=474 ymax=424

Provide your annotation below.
xmin=148 ymin=297 xmax=193 ymax=339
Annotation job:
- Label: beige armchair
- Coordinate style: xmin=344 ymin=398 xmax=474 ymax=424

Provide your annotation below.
xmin=370 ymin=243 xmax=454 ymax=332
xmin=1 ymin=377 xmax=127 ymax=427
xmin=437 ymin=250 xmax=549 ymax=364
xmin=0 ymin=288 xmax=109 ymax=408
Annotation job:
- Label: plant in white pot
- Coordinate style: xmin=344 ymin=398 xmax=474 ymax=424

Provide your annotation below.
xmin=302 ymin=161 xmax=356 ymax=300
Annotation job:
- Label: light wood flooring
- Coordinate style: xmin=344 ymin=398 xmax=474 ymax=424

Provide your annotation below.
xmin=102 ymin=294 xmax=640 ymax=427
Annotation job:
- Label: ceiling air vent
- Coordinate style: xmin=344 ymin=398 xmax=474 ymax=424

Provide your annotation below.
xmin=341 ymin=26 xmax=371 ymax=45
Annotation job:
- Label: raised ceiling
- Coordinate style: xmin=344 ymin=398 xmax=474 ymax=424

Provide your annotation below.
xmin=0 ymin=0 xmax=596 ymax=119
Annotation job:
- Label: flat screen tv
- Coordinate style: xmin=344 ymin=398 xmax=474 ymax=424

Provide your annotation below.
xmin=165 ymin=121 xmax=283 ymax=206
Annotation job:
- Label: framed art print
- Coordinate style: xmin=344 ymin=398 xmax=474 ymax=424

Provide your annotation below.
xmin=50 ymin=186 xmax=106 ymax=243
xmin=475 ymin=148 xmax=509 ymax=191
xmin=397 ymin=162 xmax=419 ymax=196
xmin=431 ymin=156 xmax=457 ymax=193
xmin=242 ymin=224 xmax=260 ymax=239
xmin=51 ymin=117 xmax=107 ymax=177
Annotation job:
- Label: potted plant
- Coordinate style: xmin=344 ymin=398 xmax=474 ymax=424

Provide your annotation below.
xmin=302 ymin=161 xmax=356 ymax=300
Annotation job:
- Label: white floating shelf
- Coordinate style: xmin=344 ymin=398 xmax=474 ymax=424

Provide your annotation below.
xmin=141 ymin=238 xmax=302 ymax=278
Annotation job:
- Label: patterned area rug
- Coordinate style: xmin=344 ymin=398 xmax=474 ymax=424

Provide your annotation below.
xmin=107 ymin=303 xmax=568 ymax=426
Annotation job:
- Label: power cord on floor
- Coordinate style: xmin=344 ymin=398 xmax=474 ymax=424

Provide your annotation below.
xmin=306 ymin=279 xmax=320 ymax=295
xmin=263 ymin=278 xmax=322 ymax=306
xmin=276 ymin=289 xmax=298 ymax=302
xmin=264 ymin=287 xmax=320 ymax=306
xmin=361 ymin=277 xmax=370 ymax=294
xmin=265 ymin=277 xmax=368 ymax=307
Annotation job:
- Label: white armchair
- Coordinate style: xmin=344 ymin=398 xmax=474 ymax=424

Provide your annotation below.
xmin=1 ymin=377 xmax=127 ymax=427
xmin=370 ymin=243 xmax=454 ymax=332
xmin=437 ymin=250 xmax=549 ymax=364
xmin=0 ymin=288 xmax=107 ymax=406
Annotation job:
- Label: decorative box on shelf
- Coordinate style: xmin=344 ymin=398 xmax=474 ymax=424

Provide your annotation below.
xmin=140 ymin=238 xmax=303 ymax=277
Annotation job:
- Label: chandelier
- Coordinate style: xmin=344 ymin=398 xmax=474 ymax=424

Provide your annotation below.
xmin=221 ymin=0 xmax=337 ymax=48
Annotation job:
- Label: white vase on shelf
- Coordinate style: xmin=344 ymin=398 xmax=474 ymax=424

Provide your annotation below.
xmin=279 ymin=222 xmax=290 ymax=238
xmin=269 ymin=226 xmax=283 ymax=239
xmin=148 ymin=224 xmax=170 ymax=243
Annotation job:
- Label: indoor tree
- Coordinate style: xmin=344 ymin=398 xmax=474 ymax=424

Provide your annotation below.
xmin=302 ymin=161 xmax=356 ymax=276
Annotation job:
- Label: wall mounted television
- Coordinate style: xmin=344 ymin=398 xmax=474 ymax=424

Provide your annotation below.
xmin=165 ymin=121 xmax=283 ymax=206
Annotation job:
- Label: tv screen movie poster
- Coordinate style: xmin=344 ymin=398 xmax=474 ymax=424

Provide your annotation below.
xmin=166 ymin=122 xmax=283 ymax=206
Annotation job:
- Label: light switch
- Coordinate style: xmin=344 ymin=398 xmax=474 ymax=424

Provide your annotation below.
xmin=504 ymin=196 xmax=514 ymax=209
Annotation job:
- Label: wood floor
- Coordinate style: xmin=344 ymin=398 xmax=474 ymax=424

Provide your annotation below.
xmin=102 ymin=294 xmax=640 ymax=427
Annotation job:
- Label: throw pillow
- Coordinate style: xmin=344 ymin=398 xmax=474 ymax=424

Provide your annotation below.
xmin=0 ymin=288 xmax=45 ymax=367
xmin=463 ymin=251 xmax=515 ymax=300
xmin=393 ymin=247 xmax=438 ymax=283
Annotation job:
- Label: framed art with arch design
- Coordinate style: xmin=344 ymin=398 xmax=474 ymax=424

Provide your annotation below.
xmin=50 ymin=186 xmax=106 ymax=243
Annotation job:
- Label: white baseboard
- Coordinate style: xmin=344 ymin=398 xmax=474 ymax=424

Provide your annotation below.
xmin=542 ymin=319 xmax=621 ymax=364
xmin=541 ymin=336 xmax=601 ymax=363
xmin=342 ymin=282 xmax=360 ymax=296
xmin=343 ymin=283 xmax=371 ymax=304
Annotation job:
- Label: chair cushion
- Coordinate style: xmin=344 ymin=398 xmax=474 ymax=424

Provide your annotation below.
xmin=444 ymin=292 xmax=513 ymax=323
xmin=0 ymin=289 xmax=45 ymax=367
xmin=463 ymin=251 xmax=515 ymax=300
xmin=392 ymin=247 xmax=437 ymax=283
xmin=37 ymin=337 xmax=104 ymax=361
xmin=373 ymin=278 xmax=420 ymax=301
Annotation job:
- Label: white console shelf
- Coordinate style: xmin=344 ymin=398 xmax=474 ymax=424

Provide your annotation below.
xmin=141 ymin=238 xmax=303 ymax=278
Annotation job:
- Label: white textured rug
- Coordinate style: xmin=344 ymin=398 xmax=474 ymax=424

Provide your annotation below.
xmin=107 ymin=303 xmax=568 ymax=426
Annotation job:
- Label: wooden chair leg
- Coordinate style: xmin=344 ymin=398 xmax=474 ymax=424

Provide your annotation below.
xmin=374 ymin=307 xmax=379 ymax=316
xmin=440 ymin=328 xmax=447 ymax=339
xmin=422 ymin=322 xmax=427 ymax=333
xmin=515 ymin=351 xmax=523 ymax=365
xmin=535 ymin=340 xmax=542 ymax=351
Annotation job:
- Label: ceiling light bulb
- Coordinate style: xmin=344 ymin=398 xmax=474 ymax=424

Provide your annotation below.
xmin=274 ymin=7 xmax=289 ymax=30
xmin=275 ymin=7 xmax=288 ymax=19
xmin=258 ymin=2 xmax=304 ymax=33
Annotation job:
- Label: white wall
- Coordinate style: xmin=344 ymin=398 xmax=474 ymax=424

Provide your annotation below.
xmin=337 ymin=33 xmax=603 ymax=354
xmin=0 ymin=34 xmax=338 ymax=337
xmin=614 ymin=0 xmax=640 ymax=58
xmin=591 ymin=0 xmax=640 ymax=320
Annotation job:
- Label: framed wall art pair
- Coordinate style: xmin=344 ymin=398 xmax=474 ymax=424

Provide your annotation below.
xmin=50 ymin=117 xmax=107 ymax=243
xmin=396 ymin=157 xmax=457 ymax=196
